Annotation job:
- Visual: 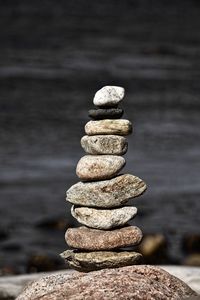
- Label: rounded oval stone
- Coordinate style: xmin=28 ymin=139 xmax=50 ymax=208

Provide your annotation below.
xmin=71 ymin=206 xmax=137 ymax=229
xmin=81 ymin=135 xmax=128 ymax=155
xmin=76 ymin=155 xmax=125 ymax=181
xmin=88 ymin=108 xmax=124 ymax=120
xmin=85 ymin=119 xmax=132 ymax=136
xmin=65 ymin=226 xmax=143 ymax=250
xmin=60 ymin=250 xmax=142 ymax=272
xmin=66 ymin=174 xmax=147 ymax=208
xmin=93 ymin=86 xmax=125 ymax=107
xmin=16 ymin=265 xmax=197 ymax=300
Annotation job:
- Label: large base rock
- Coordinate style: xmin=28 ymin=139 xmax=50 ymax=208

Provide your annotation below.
xmin=16 ymin=265 xmax=198 ymax=300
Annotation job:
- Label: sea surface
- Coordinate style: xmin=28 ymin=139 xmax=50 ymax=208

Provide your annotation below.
xmin=0 ymin=0 xmax=200 ymax=273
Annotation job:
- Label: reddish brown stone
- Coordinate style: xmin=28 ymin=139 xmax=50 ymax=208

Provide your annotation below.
xmin=16 ymin=265 xmax=197 ymax=300
xmin=65 ymin=226 xmax=143 ymax=250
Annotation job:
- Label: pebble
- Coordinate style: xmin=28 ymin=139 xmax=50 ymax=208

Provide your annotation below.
xmin=184 ymin=254 xmax=200 ymax=266
xmin=93 ymin=86 xmax=125 ymax=107
xmin=65 ymin=226 xmax=143 ymax=250
xmin=66 ymin=174 xmax=147 ymax=208
xmin=81 ymin=135 xmax=128 ymax=155
xmin=88 ymin=108 xmax=123 ymax=120
xmin=60 ymin=250 xmax=142 ymax=272
xmin=138 ymin=234 xmax=169 ymax=264
xmin=182 ymin=234 xmax=200 ymax=254
xmin=85 ymin=119 xmax=132 ymax=136
xmin=139 ymin=234 xmax=167 ymax=258
xmin=76 ymin=155 xmax=125 ymax=181
xmin=16 ymin=266 xmax=198 ymax=300
xmin=71 ymin=206 xmax=137 ymax=229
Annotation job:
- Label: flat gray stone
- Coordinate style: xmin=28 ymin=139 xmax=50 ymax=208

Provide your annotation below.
xmin=93 ymin=86 xmax=125 ymax=107
xmin=65 ymin=226 xmax=143 ymax=250
xmin=60 ymin=250 xmax=142 ymax=272
xmin=76 ymin=155 xmax=125 ymax=181
xmin=66 ymin=174 xmax=147 ymax=208
xmin=85 ymin=119 xmax=132 ymax=136
xmin=81 ymin=135 xmax=128 ymax=155
xmin=16 ymin=266 xmax=198 ymax=300
xmin=71 ymin=206 xmax=137 ymax=229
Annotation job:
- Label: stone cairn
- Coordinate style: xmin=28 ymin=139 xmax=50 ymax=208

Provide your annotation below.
xmin=61 ymin=86 xmax=147 ymax=272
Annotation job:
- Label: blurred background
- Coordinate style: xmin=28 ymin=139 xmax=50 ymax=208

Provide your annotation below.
xmin=0 ymin=0 xmax=200 ymax=275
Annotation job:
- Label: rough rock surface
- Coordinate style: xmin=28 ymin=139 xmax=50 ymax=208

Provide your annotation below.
xmin=81 ymin=135 xmax=128 ymax=155
xmin=76 ymin=155 xmax=125 ymax=181
xmin=85 ymin=119 xmax=132 ymax=136
xmin=88 ymin=108 xmax=123 ymax=120
xmin=66 ymin=174 xmax=147 ymax=207
xmin=65 ymin=226 xmax=143 ymax=250
xmin=71 ymin=206 xmax=137 ymax=229
xmin=93 ymin=86 xmax=125 ymax=107
xmin=16 ymin=265 xmax=198 ymax=300
xmin=60 ymin=250 xmax=142 ymax=272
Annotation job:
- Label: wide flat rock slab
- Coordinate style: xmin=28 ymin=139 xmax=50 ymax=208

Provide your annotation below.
xmin=66 ymin=174 xmax=147 ymax=208
xmin=16 ymin=265 xmax=198 ymax=300
xmin=71 ymin=206 xmax=137 ymax=229
xmin=85 ymin=119 xmax=132 ymax=136
xmin=76 ymin=155 xmax=125 ymax=181
xmin=81 ymin=135 xmax=128 ymax=155
xmin=60 ymin=250 xmax=142 ymax=272
xmin=65 ymin=226 xmax=143 ymax=250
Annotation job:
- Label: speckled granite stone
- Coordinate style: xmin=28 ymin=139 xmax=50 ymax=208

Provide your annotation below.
xmin=66 ymin=174 xmax=147 ymax=208
xmin=81 ymin=135 xmax=128 ymax=155
xmin=16 ymin=265 xmax=198 ymax=300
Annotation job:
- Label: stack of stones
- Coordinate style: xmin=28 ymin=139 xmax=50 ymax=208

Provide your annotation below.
xmin=61 ymin=86 xmax=147 ymax=272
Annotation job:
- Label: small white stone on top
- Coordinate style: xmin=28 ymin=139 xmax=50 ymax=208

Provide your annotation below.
xmin=93 ymin=86 xmax=125 ymax=107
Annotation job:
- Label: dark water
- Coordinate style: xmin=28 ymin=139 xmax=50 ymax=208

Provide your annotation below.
xmin=0 ymin=1 xmax=200 ymax=273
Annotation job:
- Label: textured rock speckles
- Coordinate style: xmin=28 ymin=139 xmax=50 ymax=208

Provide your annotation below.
xmin=65 ymin=226 xmax=143 ymax=250
xmin=85 ymin=119 xmax=132 ymax=136
xmin=88 ymin=108 xmax=124 ymax=120
xmin=16 ymin=265 xmax=198 ymax=300
xmin=93 ymin=86 xmax=125 ymax=107
xmin=81 ymin=135 xmax=128 ymax=155
xmin=66 ymin=174 xmax=147 ymax=208
xmin=71 ymin=206 xmax=137 ymax=229
xmin=60 ymin=250 xmax=142 ymax=272
xmin=76 ymin=155 xmax=125 ymax=181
